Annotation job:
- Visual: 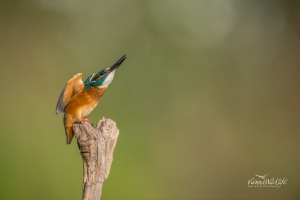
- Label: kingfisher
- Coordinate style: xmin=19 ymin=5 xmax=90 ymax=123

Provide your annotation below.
xmin=56 ymin=55 xmax=126 ymax=144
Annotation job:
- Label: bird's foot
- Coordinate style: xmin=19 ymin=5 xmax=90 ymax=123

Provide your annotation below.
xmin=79 ymin=118 xmax=94 ymax=126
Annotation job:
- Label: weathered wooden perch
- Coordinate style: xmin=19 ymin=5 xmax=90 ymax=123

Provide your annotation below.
xmin=73 ymin=117 xmax=119 ymax=200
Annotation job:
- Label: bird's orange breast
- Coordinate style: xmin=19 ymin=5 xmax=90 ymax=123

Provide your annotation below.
xmin=64 ymin=86 xmax=107 ymax=120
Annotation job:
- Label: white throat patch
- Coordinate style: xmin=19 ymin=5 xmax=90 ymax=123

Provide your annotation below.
xmin=102 ymin=70 xmax=116 ymax=86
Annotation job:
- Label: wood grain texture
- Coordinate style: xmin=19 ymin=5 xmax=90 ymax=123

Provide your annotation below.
xmin=73 ymin=117 xmax=119 ymax=200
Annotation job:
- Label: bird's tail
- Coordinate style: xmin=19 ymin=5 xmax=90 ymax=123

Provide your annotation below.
xmin=64 ymin=114 xmax=74 ymax=144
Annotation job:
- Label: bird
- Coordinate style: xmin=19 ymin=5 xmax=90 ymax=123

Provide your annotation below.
xmin=56 ymin=55 xmax=126 ymax=144
xmin=255 ymin=173 xmax=269 ymax=179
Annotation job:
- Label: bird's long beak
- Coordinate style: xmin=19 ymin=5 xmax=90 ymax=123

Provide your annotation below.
xmin=109 ymin=55 xmax=126 ymax=72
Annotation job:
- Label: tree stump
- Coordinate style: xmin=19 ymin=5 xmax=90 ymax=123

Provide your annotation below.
xmin=73 ymin=117 xmax=119 ymax=200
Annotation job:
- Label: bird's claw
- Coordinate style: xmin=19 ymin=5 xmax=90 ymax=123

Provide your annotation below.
xmin=79 ymin=118 xmax=94 ymax=126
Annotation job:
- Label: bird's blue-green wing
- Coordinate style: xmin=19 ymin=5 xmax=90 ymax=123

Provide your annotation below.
xmin=56 ymin=73 xmax=84 ymax=115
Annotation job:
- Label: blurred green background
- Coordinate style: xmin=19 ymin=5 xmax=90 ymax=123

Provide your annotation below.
xmin=0 ymin=0 xmax=300 ymax=199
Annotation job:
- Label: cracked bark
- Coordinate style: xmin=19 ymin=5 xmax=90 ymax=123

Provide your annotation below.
xmin=73 ymin=117 xmax=119 ymax=200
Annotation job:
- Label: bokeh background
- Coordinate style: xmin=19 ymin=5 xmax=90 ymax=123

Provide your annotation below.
xmin=0 ymin=0 xmax=300 ymax=199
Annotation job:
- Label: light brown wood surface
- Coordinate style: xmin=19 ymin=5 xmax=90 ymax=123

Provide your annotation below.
xmin=73 ymin=118 xmax=119 ymax=200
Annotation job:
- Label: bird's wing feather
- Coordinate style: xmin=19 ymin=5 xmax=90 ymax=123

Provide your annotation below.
xmin=56 ymin=73 xmax=84 ymax=115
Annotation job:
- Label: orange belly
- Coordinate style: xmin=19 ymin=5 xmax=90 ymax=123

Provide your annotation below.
xmin=64 ymin=86 xmax=107 ymax=121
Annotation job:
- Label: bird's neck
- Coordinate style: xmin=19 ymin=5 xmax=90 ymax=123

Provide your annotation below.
xmin=88 ymin=86 xmax=107 ymax=102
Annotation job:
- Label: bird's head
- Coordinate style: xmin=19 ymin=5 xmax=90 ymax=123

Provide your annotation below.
xmin=84 ymin=55 xmax=126 ymax=90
